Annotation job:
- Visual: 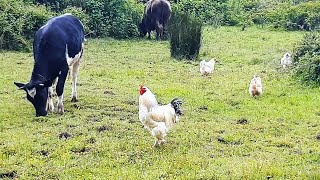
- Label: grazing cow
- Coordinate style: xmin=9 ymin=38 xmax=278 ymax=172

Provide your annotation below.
xmin=139 ymin=0 xmax=171 ymax=39
xmin=14 ymin=14 xmax=85 ymax=116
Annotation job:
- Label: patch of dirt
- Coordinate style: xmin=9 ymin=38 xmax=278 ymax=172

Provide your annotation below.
xmin=72 ymin=104 xmax=81 ymax=109
xmin=217 ymin=137 xmax=242 ymax=145
xmin=123 ymin=100 xmax=137 ymax=106
xmin=316 ymin=134 xmax=320 ymax=141
xmin=37 ymin=150 xmax=49 ymax=157
xmin=199 ymin=106 xmax=208 ymax=111
xmin=87 ymin=138 xmax=96 ymax=144
xmin=58 ymin=132 xmax=72 ymax=140
xmin=277 ymin=93 xmax=286 ymax=97
xmin=228 ymin=101 xmax=240 ymax=107
xmin=104 ymin=90 xmax=115 ymax=95
xmin=128 ymin=152 xmax=143 ymax=164
xmin=237 ymin=118 xmax=248 ymax=124
xmin=0 ymin=171 xmax=17 ymax=179
xmin=71 ymin=147 xmax=90 ymax=154
xmin=66 ymin=124 xmax=78 ymax=128
xmin=218 ymin=130 xmax=225 ymax=134
xmin=100 ymin=112 xmax=117 ymax=117
xmin=217 ymin=137 xmax=227 ymax=144
xmin=128 ymin=119 xmax=136 ymax=124
xmin=266 ymin=175 xmax=273 ymax=179
xmin=97 ymin=125 xmax=112 ymax=132
xmin=87 ymin=115 xmax=101 ymax=122
xmin=32 ymin=117 xmax=48 ymax=123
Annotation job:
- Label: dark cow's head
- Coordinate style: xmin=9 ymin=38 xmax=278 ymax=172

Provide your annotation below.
xmin=14 ymin=80 xmax=51 ymax=116
xmin=138 ymin=20 xmax=148 ymax=37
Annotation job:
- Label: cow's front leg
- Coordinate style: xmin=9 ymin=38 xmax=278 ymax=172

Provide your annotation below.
xmin=47 ymin=86 xmax=54 ymax=112
xmin=71 ymin=59 xmax=81 ymax=102
xmin=56 ymin=70 xmax=68 ymax=114
xmin=147 ymin=31 xmax=151 ymax=39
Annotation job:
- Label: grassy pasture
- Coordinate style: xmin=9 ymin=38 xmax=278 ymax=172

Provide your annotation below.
xmin=0 ymin=26 xmax=319 ymax=179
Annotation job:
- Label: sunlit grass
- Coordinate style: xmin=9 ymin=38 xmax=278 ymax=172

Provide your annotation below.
xmin=0 ymin=26 xmax=319 ymax=179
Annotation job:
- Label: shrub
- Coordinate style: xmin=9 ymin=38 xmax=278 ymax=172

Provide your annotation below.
xmin=27 ymin=0 xmax=70 ymax=12
xmin=62 ymin=6 xmax=89 ymax=33
xmin=172 ymin=0 xmax=227 ymax=27
xmin=258 ymin=1 xmax=320 ymax=31
xmin=169 ymin=12 xmax=202 ymax=60
xmin=293 ymin=33 xmax=320 ymax=85
xmin=67 ymin=0 xmax=144 ymax=38
xmin=105 ymin=0 xmax=143 ymax=39
xmin=0 ymin=0 xmax=52 ymax=51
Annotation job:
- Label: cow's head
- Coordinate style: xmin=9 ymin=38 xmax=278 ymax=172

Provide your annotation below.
xmin=138 ymin=20 xmax=148 ymax=37
xmin=14 ymin=80 xmax=51 ymax=116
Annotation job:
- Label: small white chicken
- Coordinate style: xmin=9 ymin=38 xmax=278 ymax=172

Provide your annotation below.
xmin=139 ymin=84 xmax=183 ymax=147
xmin=249 ymin=75 xmax=263 ymax=97
xmin=280 ymin=52 xmax=292 ymax=69
xmin=200 ymin=59 xmax=216 ymax=75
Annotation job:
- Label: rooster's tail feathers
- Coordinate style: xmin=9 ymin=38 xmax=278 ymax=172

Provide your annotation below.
xmin=170 ymin=98 xmax=183 ymax=116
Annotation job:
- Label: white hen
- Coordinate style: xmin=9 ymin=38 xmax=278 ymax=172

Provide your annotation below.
xmin=280 ymin=52 xmax=292 ymax=69
xmin=200 ymin=59 xmax=216 ymax=75
xmin=249 ymin=75 xmax=263 ymax=97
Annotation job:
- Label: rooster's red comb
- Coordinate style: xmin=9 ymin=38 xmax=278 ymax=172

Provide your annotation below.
xmin=139 ymin=80 xmax=146 ymax=88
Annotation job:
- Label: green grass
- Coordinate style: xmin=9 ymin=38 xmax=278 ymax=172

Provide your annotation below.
xmin=0 ymin=26 xmax=319 ymax=179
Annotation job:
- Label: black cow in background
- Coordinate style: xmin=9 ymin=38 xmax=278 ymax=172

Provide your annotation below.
xmin=14 ymin=14 xmax=85 ymax=116
xmin=139 ymin=0 xmax=171 ymax=40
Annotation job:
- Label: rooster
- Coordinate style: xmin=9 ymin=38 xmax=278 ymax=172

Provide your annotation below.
xmin=249 ymin=75 xmax=263 ymax=97
xmin=139 ymin=84 xmax=183 ymax=147
xmin=200 ymin=59 xmax=216 ymax=75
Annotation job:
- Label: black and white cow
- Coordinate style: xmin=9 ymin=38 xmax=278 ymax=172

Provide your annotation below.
xmin=14 ymin=14 xmax=85 ymax=116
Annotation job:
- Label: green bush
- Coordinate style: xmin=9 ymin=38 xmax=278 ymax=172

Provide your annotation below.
xmin=0 ymin=0 xmax=52 ymax=51
xmin=169 ymin=12 xmax=202 ymax=60
xmin=172 ymin=0 xmax=227 ymax=27
xmin=69 ymin=0 xmax=143 ymax=38
xmin=105 ymin=0 xmax=143 ymax=39
xmin=293 ymin=33 xmax=320 ymax=85
xmin=62 ymin=6 xmax=90 ymax=33
xmin=257 ymin=1 xmax=320 ymax=30
xmin=27 ymin=0 xmax=70 ymax=12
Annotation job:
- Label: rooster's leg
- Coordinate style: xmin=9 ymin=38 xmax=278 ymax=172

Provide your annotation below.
xmin=160 ymin=139 xmax=166 ymax=145
xmin=153 ymin=140 xmax=159 ymax=147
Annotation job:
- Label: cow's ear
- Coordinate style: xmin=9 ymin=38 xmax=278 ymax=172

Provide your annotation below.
xmin=38 ymin=80 xmax=52 ymax=88
xmin=14 ymin=82 xmax=26 ymax=90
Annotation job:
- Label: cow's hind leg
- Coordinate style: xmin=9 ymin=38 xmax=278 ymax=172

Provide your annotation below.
xmin=56 ymin=70 xmax=68 ymax=114
xmin=155 ymin=21 xmax=163 ymax=40
xmin=71 ymin=58 xmax=81 ymax=102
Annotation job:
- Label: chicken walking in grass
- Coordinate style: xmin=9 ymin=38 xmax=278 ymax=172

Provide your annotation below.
xmin=280 ymin=52 xmax=292 ymax=69
xmin=249 ymin=75 xmax=263 ymax=97
xmin=139 ymin=84 xmax=183 ymax=147
xmin=199 ymin=59 xmax=216 ymax=75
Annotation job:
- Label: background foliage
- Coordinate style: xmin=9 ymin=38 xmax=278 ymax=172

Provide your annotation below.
xmin=0 ymin=0 xmax=52 ymax=51
xmin=1 ymin=0 xmax=320 ymax=51
xmin=293 ymin=33 xmax=320 ymax=85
